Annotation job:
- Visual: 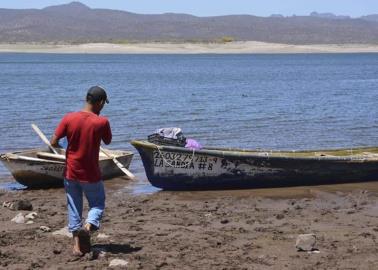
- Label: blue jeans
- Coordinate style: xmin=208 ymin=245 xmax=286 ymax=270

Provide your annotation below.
xmin=64 ymin=179 xmax=106 ymax=233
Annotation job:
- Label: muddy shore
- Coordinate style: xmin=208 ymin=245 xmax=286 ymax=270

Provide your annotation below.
xmin=1 ymin=180 xmax=378 ymax=269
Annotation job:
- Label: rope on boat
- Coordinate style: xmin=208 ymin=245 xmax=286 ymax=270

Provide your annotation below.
xmin=155 ymin=146 xmax=196 ymax=168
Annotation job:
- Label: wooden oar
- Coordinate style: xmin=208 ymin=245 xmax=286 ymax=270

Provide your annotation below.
xmin=100 ymin=147 xmax=135 ymax=180
xmin=31 ymin=123 xmax=59 ymax=155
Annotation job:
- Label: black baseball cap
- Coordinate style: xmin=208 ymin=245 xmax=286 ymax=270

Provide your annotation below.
xmin=86 ymin=86 xmax=109 ymax=104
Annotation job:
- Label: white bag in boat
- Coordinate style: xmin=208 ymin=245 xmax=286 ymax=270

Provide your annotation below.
xmin=148 ymin=127 xmax=186 ymax=147
xmin=155 ymin=128 xmax=183 ymax=139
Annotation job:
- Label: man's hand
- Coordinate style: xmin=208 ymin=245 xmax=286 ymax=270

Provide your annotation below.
xmin=50 ymin=135 xmax=61 ymax=148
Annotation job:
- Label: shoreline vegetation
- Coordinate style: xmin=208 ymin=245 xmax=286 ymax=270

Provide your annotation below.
xmin=1 ymin=41 xmax=378 ymax=54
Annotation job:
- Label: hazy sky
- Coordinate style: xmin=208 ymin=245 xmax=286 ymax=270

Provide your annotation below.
xmin=1 ymin=0 xmax=377 ymax=17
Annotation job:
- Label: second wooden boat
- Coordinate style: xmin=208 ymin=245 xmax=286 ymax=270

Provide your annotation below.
xmin=131 ymin=140 xmax=378 ymax=190
xmin=0 ymin=148 xmax=133 ymax=188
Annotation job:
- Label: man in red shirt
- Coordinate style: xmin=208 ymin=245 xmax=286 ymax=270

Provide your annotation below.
xmin=51 ymin=86 xmax=112 ymax=256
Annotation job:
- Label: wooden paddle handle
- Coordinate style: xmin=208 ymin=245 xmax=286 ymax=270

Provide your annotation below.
xmin=31 ymin=123 xmax=59 ymax=154
xmin=100 ymin=147 xmax=135 ymax=180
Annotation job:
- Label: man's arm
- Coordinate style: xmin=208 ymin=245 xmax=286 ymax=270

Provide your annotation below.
xmin=102 ymin=120 xmax=112 ymax=145
xmin=51 ymin=116 xmax=67 ymax=148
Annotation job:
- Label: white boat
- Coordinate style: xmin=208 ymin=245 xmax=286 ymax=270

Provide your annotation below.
xmin=0 ymin=148 xmax=133 ymax=188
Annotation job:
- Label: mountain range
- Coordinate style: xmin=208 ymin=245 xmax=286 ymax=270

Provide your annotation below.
xmin=1 ymin=2 xmax=378 ymax=44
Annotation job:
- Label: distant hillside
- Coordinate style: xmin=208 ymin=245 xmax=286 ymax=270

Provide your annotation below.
xmin=309 ymin=12 xmax=350 ymax=20
xmin=1 ymin=2 xmax=378 ymax=44
xmin=361 ymin=14 xmax=378 ymax=22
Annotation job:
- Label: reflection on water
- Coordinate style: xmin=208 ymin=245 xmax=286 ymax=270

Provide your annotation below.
xmin=104 ymin=174 xmax=161 ymax=195
xmin=124 ymin=183 xmax=161 ymax=195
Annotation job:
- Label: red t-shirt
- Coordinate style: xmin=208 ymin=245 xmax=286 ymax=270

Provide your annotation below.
xmin=54 ymin=111 xmax=112 ymax=183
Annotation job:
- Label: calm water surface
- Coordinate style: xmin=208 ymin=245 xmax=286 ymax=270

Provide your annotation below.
xmin=0 ymin=53 xmax=377 ymax=192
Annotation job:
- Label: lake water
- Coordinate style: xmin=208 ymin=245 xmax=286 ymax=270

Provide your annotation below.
xmin=0 ymin=53 xmax=377 ymax=190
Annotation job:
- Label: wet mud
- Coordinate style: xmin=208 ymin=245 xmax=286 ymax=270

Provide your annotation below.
xmin=1 ymin=179 xmax=378 ymax=269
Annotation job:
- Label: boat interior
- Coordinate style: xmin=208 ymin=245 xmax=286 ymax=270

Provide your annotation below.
xmin=1 ymin=148 xmax=131 ymax=161
xmin=204 ymin=146 xmax=378 ymax=158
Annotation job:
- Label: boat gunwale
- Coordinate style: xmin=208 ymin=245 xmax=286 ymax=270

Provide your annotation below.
xmin=0 ymin=148 xmax=134 ymax=164
xmin=131 ymin=140 xmax=378 ymax=162
xmin=0 ymin=153 xmax=65 ymax=164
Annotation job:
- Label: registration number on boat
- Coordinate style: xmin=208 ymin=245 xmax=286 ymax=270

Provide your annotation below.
xmin=153 ymin=151 xmax=220 ymax=171
xmin=41 ymin=165 xmax=63 ymax=172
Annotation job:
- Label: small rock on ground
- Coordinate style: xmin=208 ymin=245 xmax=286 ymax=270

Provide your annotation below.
xmin=2 ymin=201 xmax=13 ymax=208
xmin=25 ymin=212 xmax=38 ymax=220
xmin=39 ymin=226 xmax=51 ymax=232
xmin=52 ymin=227 xmax=71 ymax=238
xmin=97 ymin=233 xmax=110 ymax=239
xmin=276 ymin=213 xmax=285 ymax=220
xmin=220 ymin=219 xmax=229 ymax=224
xmin=11 ymin=213 xmax=25 ymax=224
xmin=13 ymin=200 xmax=33 ymax=211
xmin=109 ymin=259 xmax=129 ymax=268
xmin=296 ymin=234 xmax=317 ymax=251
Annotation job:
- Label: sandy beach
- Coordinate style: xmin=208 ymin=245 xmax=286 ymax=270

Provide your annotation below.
xmin=1 ymin=180 xmax=378 ymax=269
xmin=1 ymin=42 xmax=378 ymax=54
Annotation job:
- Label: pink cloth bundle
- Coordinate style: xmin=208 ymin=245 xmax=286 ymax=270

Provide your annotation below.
xmin=185 ymin=139 xmax=202 ymax=150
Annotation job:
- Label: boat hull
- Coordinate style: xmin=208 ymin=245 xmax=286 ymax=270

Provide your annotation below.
xmin=131 ymin=140 xmax=378 ymax=190
xmin=1 ymin=149 xmax=133 ymax=188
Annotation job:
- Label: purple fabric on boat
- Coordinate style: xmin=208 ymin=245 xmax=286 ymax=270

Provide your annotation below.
xmin=185 ymin=139 xmax=202 ymax=150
